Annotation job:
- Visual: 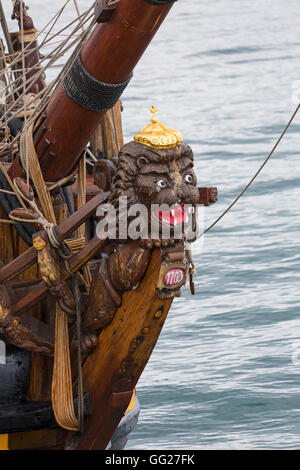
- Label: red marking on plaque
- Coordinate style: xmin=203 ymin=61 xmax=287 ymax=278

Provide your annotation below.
xmin=163 ymin=268 xmax=184 ymax=286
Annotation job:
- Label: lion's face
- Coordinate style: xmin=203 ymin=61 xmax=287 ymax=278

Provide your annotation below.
xmin=135 ymin=152 xmax=198 ymax=229
xmin=109 ymin=141 xmax=198 ymax=238
xmin=135 ymin=154 xmax=197 ymax=205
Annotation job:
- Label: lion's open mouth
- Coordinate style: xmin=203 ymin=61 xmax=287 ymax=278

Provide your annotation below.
xmin=156 ymin=205 xmax=188 ymax=226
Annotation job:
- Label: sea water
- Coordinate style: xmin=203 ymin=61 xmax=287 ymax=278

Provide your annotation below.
xmin=3 ymin=0 xmax=300 ymax=449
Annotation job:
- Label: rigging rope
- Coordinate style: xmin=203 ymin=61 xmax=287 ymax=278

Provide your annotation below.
xmin=0 ymin=10 xmax=96 ymax=155
xmin=201 ymin=103 xmax=300 ymax=237
xmin=2 ymin=11 xmax=94 ymax=105
xmin=0 ymin=3 xmax=95 ymax=144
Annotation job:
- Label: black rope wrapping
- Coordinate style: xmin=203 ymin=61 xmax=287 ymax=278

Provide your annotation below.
xmin=62 ymin=54 xmax=132 ymax=112
xmin=0 ymin=107 xmax=23 ymax=137
xmin=0 ymin=171 xmax=35 ymax=246
xmin=0 ymin=107 xmax=34 ymax=245
xmin=144 ymin=0 xmax=177 ymax=4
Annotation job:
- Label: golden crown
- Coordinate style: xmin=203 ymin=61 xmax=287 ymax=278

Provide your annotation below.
xmin=134 ymin=106 xmax=182 ymax=150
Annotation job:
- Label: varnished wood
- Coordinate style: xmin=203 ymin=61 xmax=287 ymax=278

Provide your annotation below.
xmin=81 ymin=241 xmax=151 ymax=353
xmin=76 ymin=249 xmax=173 ymax=450
xmin=27 ymin=295 xmax=54 ymax=401
xmin=6 ymin=428 xmax=66 ymax=450
xmin=90 ymin=101 xmax=124 ymax=159
xmin=0 ymin=0 xmax=199 ymax=449
xmin=10 ymin=235 xmax=107 ymax=316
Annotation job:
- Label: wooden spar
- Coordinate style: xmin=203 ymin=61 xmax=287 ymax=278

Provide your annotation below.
xmin=32 ymin=0 xmax=175 ymax=182
xmin=10 ymin=235 xmax=107 ymax=316
xmin=90 ymin=101 xmax=124 ymax=160
xmin=0 ymin=191 xmax=109 ymax=283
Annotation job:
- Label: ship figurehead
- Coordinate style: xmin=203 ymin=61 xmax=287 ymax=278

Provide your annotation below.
xmin=83 ymin=108 xmax=201 ymax=354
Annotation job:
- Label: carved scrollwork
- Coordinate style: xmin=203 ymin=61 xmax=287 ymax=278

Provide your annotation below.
xmin=0 ymin=284 xmax=54 ymax=355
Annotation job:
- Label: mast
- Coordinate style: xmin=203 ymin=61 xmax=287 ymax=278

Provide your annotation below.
xmin=11 ymin=0 xmax=46 ymax=94
xmin=29 ymin=0 xmax=176 ymax=182
xmin=0 ymin=1 xmax=14 ymax=58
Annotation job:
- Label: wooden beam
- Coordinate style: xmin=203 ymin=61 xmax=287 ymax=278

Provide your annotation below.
xmin=10 ymin=235 xmax=107 ymax=316
xmin=0 ymin=191 xmax=109 ymax=283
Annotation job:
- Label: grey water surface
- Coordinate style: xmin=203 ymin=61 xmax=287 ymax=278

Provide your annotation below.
xmin=124 ymin=0 xmax=300 ymax=450
xmin=5 ymin=0 xmax=300 ymax=449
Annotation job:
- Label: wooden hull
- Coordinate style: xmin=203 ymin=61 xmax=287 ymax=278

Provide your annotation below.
xmin=0 ymin=394 xmax=140 ymax=450
xmin=0 ymin=248 xmax=173 ymax=450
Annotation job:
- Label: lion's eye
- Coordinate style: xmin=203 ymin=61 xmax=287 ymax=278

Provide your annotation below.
xmin=157 ymin=179 xmax=167 ymax=188
xmin=185 ymin=174 xmax=193 ymax=184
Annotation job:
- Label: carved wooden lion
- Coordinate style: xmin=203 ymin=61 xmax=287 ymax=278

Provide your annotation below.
xmin=81 ymin=140 xmax=198 ymax=353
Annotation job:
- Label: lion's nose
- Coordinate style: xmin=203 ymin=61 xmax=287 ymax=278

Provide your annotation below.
xmin=176 ymin=184 xmax=194 ymax=205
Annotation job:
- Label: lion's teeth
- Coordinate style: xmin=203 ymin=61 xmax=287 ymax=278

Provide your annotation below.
xmin=171 ymin=209 xmax=175 ymax=216
xmin=174 ymin=219 xmax=177 ymax=226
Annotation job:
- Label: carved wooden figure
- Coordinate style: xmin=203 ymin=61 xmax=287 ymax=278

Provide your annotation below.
xmin=81 ymin=107 xmax=199 ymax=352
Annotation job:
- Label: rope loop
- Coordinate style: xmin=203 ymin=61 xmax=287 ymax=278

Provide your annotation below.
xmin=45 ymin=223 xmax=73 ymax=260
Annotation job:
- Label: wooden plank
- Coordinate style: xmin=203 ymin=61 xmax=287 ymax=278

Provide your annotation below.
xmin=7 ymin=429 xmax=66 ymax=450
xmin=101 ymin=109 xmax=119 ymax=159
xmin=0 ymin=434 xmax=8 ymax=450
xmin=90 ymin=101 xmax=123 ymax=160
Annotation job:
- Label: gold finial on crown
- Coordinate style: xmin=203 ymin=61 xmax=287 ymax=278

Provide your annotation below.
xmin=134 ymin=106 xmax=182 ymax=150
xmin=151 ymin=105 xmax=158 ymax=124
